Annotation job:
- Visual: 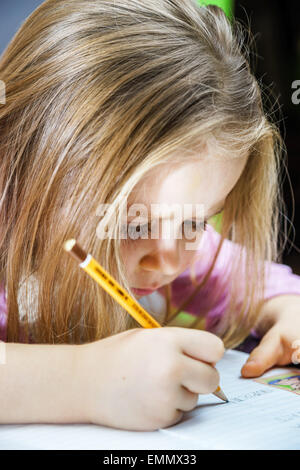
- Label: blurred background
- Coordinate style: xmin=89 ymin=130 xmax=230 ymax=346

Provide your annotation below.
xmin=0 ymin=0 xmax=299 ymax=273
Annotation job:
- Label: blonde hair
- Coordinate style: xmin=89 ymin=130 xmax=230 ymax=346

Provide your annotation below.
xmin=0 ymin=0 xmax=287 ymax=348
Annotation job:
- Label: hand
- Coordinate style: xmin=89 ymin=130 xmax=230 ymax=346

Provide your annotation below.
xmin=241 ymin=295 xmax=300 ymax=378
xmin=78 ymin=327 xmax=224 ymax=431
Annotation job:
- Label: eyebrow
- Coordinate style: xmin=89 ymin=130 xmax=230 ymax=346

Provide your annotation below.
xmin=125 ymin=204 xmax=225 ymax=223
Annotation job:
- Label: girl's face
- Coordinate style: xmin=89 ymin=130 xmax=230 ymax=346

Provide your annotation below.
xmin=120 ymin=152 xmax=248 ymax=298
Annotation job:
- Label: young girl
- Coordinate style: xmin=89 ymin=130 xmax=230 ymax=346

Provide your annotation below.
xmin=0 ymin=0 xmax=299 ymax=432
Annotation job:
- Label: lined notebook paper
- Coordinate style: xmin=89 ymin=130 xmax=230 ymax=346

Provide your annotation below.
xmin=160 ymin=350 xmax=300 ymax=450
xmin=0 ymin=350 xmax=299 ymax=450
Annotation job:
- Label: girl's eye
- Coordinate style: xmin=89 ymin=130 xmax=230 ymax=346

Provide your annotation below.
xmin=182 ymin=219 xmax=207 ymax=237
xmin=126 ymin=223 xmax=151 ymax=240
xmin=121 ymin=220 xmax=207 ymax=241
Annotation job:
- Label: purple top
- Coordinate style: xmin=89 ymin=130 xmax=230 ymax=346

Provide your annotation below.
xmin=0 ymin=223 xmax=300 ymax=344
xmin=157 ymin=224 xmax=300 ymax=337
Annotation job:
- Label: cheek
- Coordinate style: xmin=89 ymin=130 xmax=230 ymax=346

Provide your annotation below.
xmin=120 ymin=241 xmax=141 ymax=273
xmin=181 ymin=245 xmax=201 ymax=269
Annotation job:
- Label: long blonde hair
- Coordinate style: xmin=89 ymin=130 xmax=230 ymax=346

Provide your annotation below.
xmin=0 ymin=0 xmax=287 ymax=348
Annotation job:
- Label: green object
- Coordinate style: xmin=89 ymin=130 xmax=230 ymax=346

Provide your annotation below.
xmin=173 ymin=311 xmax=196 ymax=327
xmin=197 ymin=0 xmax=234 ymax=233
xmin=197 ymin=0 xmax=234 ymax=19
xmin=168 ymin=311 xmax=206 ymax=329
xmin=209 ymin=211 xmax=223 ymax=234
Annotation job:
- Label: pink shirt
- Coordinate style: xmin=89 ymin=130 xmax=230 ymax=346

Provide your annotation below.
xmin=157 ymin=224 xmax=300 ymax=336
xmin=0 ymin=223 xmax=300 ymax=343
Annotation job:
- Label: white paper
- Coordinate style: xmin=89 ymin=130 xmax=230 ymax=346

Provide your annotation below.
xmin=0 ymin=422 xmax=202 ymax=450
xmin=160 ymin=350 xmax=300 ymax=450
xmin=0 ymin=349 xmax=299 ymax=449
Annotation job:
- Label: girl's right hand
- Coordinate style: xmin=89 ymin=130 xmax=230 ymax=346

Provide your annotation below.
xmin=78 ymin=327 xmax=225 ymax=431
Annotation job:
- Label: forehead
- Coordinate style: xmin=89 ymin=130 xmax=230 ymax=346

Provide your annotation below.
xmin=128 ymin=155 xmax=248 ymax=213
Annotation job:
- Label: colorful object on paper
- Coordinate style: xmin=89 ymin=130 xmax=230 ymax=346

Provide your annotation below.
xmin=255 ymin=371 xmax=300 ymax=396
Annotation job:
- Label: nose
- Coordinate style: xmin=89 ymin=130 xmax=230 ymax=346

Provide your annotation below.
xmin=139 ymin=238 xmax=181 ymax=276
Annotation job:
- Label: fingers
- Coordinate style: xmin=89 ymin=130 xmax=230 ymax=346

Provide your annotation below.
xmin=167 ymin=409 xmax=184 ymax=428
xmin=171 ymin=327 xmax=225 ymax=364
xmin=180 ymin=354 xmax=220 ymax=394
xmin=241 ymin=327 xmax=283 ymax=378
xmin=176 ymin=385 xmax=199 ymax=412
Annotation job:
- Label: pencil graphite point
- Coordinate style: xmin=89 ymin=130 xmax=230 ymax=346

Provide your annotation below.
xmin=214 ymin=386 xmax=229 ymax=402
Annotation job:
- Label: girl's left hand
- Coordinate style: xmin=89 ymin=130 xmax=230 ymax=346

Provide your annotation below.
xmin=241 ymin=295 xmax=300 ymax=378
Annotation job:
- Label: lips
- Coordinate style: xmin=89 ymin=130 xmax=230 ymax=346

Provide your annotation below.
xmin=133 ymin=284 xmax=163 ymax=291
xmin=131 ymin=285 xmax=163 ymax=296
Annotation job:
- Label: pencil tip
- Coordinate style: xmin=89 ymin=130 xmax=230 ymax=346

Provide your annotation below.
xmin=213 ymin=388 xmax=229 ymax=402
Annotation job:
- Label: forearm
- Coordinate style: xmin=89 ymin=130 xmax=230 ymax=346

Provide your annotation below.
xmin=0 ymin=342 xmax=88 ymax=424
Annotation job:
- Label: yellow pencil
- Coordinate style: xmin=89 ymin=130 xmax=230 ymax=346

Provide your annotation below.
xmin=63 ymin=238 xmax=228 ymax=402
